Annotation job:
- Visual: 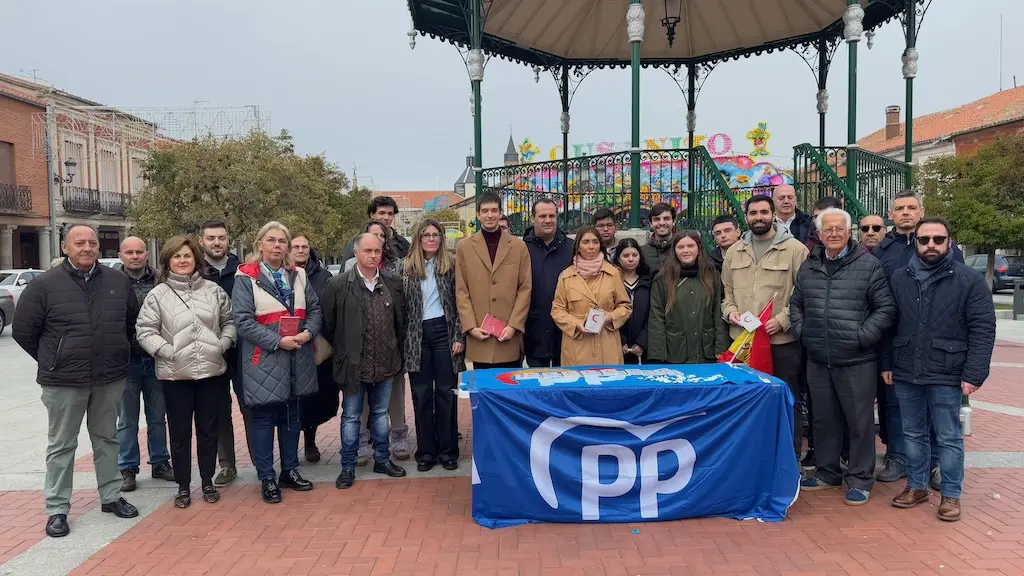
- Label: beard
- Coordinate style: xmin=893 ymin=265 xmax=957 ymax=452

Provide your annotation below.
xmin=749 ymin=220 xmax=772 ymax=235
xmin=919 ymin=249 xmax=945 ymax=265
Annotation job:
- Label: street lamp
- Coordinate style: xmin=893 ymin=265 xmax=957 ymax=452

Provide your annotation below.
xmin=661 ymin=0 xmax=682 ymax=48
xmin=54 ymin=158 xmax=77 ymax=184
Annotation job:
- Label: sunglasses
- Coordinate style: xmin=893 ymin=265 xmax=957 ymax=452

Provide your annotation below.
xmin=860 ymin=225 xmax=883 ymax=233
xmin=916 ymin=235 xmax=947 ymax=246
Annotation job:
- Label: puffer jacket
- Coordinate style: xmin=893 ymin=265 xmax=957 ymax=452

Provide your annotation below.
xmin=135 ymin=272 xmax=237 ymax=381
xmin=790 ymin=241 xmax=896 ymax=367
xmin=232 ymin=262 xmax=322 ymax=407
xmin=721 ymin=224 xmax=809 ymax=345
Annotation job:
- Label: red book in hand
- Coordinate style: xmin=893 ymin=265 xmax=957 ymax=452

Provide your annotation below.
xmin=279 ymin=316 xmax=300 ymax=337
xmin=480 ymin=314 xmax=507 ymax=336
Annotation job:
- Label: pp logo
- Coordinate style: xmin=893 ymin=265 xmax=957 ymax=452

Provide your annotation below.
xmin=529 ymin=414 xmax=702 ymax=520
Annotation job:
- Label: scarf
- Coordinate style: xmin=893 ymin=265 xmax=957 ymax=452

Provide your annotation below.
xmin=679 ymin=263 xmax=699 ymax=278
xmin=574 ymin=255 xmax=604 ymax=280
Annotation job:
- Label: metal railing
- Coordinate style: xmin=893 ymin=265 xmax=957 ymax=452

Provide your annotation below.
xmin=480 ymin=147 xmax=744 ymax=239
xmin=99 ymin=191 xmax=130 ymax=217
xmin=62 ymin=186 xmax=101 ymax=213
xmin=793 ymin=144 xmax=910 ymax=224
xmin=0 ymin=184 xmax=32 ymax=214
xmin=793 ymin=144 xmax=854 ymax=214
xmin=853 ymin=148 xmax=910 ymax=222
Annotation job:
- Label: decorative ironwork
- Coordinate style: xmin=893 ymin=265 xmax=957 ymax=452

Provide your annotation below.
xmin=62 ymin=186 xmax=100 ymax=213
xmin=793 ymin=144 xmax=857 ymax=215
xmin=852 ymin=149 xmax=910 ymax=222
xmin=549 ymin=66 xmax=595 ymax=117
xmin=479 ymin=146 xmax=744 ymax=242
xmin=100 ymin=191 xmax=130 ymax=217
xmin=0 ymin=184 xmax=32 ymax=214
xmin=795 ymin=34 xmax=841 ymax=87
xmin=665 ymin=62 xmax=718 ymax=108
xmin=793 ymin=144 xmax=908 ymax=225
xmin=894 ymin=0 xmax=934 ymax=37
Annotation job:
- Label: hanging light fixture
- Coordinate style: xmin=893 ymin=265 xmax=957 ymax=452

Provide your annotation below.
xmin=533 ymin=65 xmax=541 ymax=83
xmin=661 ymin=0 xmax=682 ymax=48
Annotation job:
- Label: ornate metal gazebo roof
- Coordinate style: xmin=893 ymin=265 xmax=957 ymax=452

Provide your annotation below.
xmin=407 ymin=0 xmax=909 ymax=69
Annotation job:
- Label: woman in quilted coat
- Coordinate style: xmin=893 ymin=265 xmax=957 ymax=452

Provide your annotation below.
xmin=135 ymin=236 xmax=236 ymax=509
xmin=232 ymin=221 xmax=323 ymax=505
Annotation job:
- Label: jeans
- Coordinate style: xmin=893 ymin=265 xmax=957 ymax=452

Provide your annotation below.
xmin=249 ymin=399 xmax=301 ymax=481
xmin=411 ymin=318 xmax=459 ymax=465
xmin=886 ymin=384 xmax=940 ymax=468
xmin=894 ymin=384 xmax=965 ymax=498
xmin=41 ymin=380 xmax=125 ymax=516
xmin=163 ymin=378 xmax=222 ymax=489
xmin=341 ymin=379 xmax=393 ymax=470
xmin=117 ymin=357 xmax=170 ymax=470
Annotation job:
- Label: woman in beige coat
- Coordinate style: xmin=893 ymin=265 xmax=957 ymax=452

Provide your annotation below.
xmin=551 ymin=226 xmax=632 ymax=366
xmin=135 ymin=236 xmax=236 ymax=509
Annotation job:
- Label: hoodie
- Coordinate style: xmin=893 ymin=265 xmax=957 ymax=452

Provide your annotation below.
xmin=721 ymin=224 xmax=810 ymax=345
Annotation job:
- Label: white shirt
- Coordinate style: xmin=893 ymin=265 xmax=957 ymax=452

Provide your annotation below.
xmin=775 ymin=214 xmax=796 ymax=234
xmin=357 ymin=266 xmax=380 ymax=292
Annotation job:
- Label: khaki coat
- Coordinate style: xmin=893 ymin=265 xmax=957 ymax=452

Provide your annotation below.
xmin=550 ymin=261 xmax=632 ymax=366
xmin=455 ymin=231 xmax=533 ymax=364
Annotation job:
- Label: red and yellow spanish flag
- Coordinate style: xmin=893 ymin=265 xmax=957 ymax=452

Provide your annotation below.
xmin=718 ymin=300 xmax=775 ymax=375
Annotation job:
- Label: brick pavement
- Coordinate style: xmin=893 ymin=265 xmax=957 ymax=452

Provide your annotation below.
xmin=5 ymin=342 xmax=1024 ymax=575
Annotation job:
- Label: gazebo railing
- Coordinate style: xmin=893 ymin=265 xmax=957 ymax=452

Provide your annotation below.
xmin=480 ymin=147 xmax=743 ymax=239
xmin=853 ymin=149 xmax=910 ymax=222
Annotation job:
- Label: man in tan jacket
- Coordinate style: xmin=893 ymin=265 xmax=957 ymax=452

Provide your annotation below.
xmin=456 ymin=192 xmax=533 ymax=369
xmin=722 ymin=194 xmax=809 ymax=462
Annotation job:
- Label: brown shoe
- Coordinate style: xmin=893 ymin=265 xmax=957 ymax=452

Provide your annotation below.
xmin=891 ymin=488 xmax=929 ymax=509
xmin=937 ymin=497 xmax=961 ymax=522
xmin=120 ymin=469 xmax=137 ymax=492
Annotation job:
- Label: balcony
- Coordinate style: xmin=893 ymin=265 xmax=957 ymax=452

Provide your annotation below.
xmin=0 ymin=183 xmax=32 ymax=214
xmin=62 ymin=187 xmax=130 ymax=217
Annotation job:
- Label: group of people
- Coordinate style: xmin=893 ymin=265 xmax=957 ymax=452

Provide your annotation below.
xmin=11 ymin=185 xmax=996 ymax=539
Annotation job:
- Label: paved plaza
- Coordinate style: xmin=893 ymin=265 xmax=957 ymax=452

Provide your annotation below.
xmin=0 ymin=324 xmax=1022 ymax=576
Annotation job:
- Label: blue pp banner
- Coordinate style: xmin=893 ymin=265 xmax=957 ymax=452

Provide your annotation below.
xmin=466 ymin=364 xmax=799 ymax=528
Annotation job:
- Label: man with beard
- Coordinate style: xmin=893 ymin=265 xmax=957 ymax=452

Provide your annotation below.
xmin=722 ymin=195 xmax=809 ymax=465
xmin=709 ymin=215 xmax=740 ymax=272
xmin=290 ymin=234 xmax=336 ymax=463
xmin=523 ymin=198 xmax=573 ymax=368
xmin=883 ymin=217 xmax=994 ymax=522
xmin=873 ymin=192 xmax=964 ymax=487
xmin=199 ymin=220 xmax=250 ymax=487
xmin=641 ymin=203 xmax=677 ymax=274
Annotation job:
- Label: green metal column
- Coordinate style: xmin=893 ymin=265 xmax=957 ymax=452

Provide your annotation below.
xmin=627 ymin=0 xmax=644 ymax=228
xmin=686 ymin=64 xmax=696 ymax=216
xmin=904 ymin=0 xmax=918 ymax=187
xmin=844 ymin=0 xmax=862 ymax=196
xmin=560 ymin=64 xmax=570 ymax=227
xmin=470 ymin=0 xmax=484 ymax=203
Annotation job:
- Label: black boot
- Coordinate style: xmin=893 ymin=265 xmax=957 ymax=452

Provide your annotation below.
xmin=304 ymin=427 xmax=321 ymax=463
xmin=262 ymin=479 xmax=282 ymax=504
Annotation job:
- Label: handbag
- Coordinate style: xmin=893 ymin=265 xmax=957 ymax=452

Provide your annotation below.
xmin=313 ymin=334 xmax=333 ymax=365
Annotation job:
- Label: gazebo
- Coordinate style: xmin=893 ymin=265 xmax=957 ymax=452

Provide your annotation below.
xmin=407 ymin=0 xmax=930 ymax=236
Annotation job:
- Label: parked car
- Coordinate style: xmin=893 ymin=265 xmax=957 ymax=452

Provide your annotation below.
xmin=0 ymin=288 xmax=13 ymax=336
xmin=0 ymin=269 xmax=44 ymax=306
xmin=99 ymin=258 xmax=123 ymax=270
xmin=965 ymin=254 xmax=1024 ymax=293
xmin=327 ymin=264 xmax=342 ymax=276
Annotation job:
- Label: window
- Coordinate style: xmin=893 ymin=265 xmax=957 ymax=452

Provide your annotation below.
xmin=99 ymin=147 xmax=120 ymax=193
xmin=0 ymin=141 xmax=13 ymax=184
xmin=130 ymin=157 xmax=146 ymax=193
xmin=62 ymin=140 xmax=85 ymax=186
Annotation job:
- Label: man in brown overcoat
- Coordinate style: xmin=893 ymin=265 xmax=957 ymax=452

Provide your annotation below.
xmin=455 ymin=192 xmax=533 ymax=369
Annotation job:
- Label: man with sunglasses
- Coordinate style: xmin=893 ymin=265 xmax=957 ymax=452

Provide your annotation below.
xmin=873 ymin=192 xmax=964 ymax=487
xmin=858 ymin=215 xmax=885 ymax=250
xmin=881 ymin=216 xmax=995 ymax=522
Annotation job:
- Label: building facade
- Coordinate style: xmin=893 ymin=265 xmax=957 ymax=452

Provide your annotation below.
xmin=0 ymin=88 xmax=49 ymax=269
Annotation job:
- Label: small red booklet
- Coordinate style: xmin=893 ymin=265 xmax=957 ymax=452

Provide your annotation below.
xmin=279 ymin=316 xmax=300 ymax=337
xmin=480 ymin=314 xmax=507 ymax=335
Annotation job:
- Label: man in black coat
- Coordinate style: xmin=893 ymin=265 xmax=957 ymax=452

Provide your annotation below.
xmin=709 ymin=214 xmax=740 ymax=273
xmin=790 ymin=209 xmax=896 ymax=506
xmin=882 ymin=217 xmax=995 ymax=522
xmin=523 ymin=199 xmax=574 ymax=367
xmin=13 ymin=224 xmax=141 ymax=538
xmin=872 ymin=192 xmax=964 ymax=486
xmin=339 ymin=196 xmax=412 ymax=262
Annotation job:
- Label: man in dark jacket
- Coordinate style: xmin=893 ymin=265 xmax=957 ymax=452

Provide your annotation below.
xmin=773 ymin=184 xmax=815 ymax=244
xmin=791 ymin=209 xmax=896 ymax=505
xmin=882 ymin=217 xmax=995 ymax=522
xmin=873 ymin=192 xmax=964 ymax=486
xmin=115 ymin=236 xmax=173 ymax=492
xmin=322 ymin=233 xmax=408 ymax=489
xmin=198 ymin=219 xmax=250 ymax=487
xmin=641 ymin=203 xmax=677 ymax=274
xmin=709 ymin=214 xmax=740 ymax=272
xmin=13 ymin=224 xmax=141 ymax=538
xmin=523 ymin=199 xmax=574 ymax=367
xmin=290 ymin=235 xmax=335 ymax=463
xmin=339 ymin=196 xmax=412 ymax=262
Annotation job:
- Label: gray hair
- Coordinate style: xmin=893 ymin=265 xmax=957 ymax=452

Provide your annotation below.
xmin=815 ymin=208 xmax=852 ymax=231
xmin=889 ymin=190 xmax=922 ymax=212
xmin=353 ymin=232 xmax=383 ymax=251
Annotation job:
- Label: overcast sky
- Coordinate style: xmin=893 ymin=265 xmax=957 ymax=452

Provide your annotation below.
xmin=1 ymin=1 xmax=1020 ymax=191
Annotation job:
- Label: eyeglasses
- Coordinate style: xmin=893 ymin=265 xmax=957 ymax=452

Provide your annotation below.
xmin=421 ymin=232 xmax=441 ymax=239
xmin=916 ymin=235 xmax=947 ymax=246
xmin=595 ymin=222 xmax=615 ymax=229
xmin=860 ymin=225 xmax=883 ymax=233
xmin=821 ymin=227 xmax=848 ymax=237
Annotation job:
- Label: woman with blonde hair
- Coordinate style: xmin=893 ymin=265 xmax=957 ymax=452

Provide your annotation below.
xmin=135 ymin=236 xmax=236 ymax=508
xmin=551 ymin=226 xmax=632 ymax=366
xmin=232 ymin=221 xmax=323 ymax=504
xmin=402 ymin=219 xmax=465 ymax=471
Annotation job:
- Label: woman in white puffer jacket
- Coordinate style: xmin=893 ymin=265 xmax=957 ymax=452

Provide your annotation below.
xmin=135 ymin=235 xmax=236 ymax=509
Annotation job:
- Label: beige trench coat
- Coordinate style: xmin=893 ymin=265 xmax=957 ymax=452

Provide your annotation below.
xmin=455 ymin=231 xmax=533 ymax=364
xmin=550 ymin=261 xmax=632 ymax=366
